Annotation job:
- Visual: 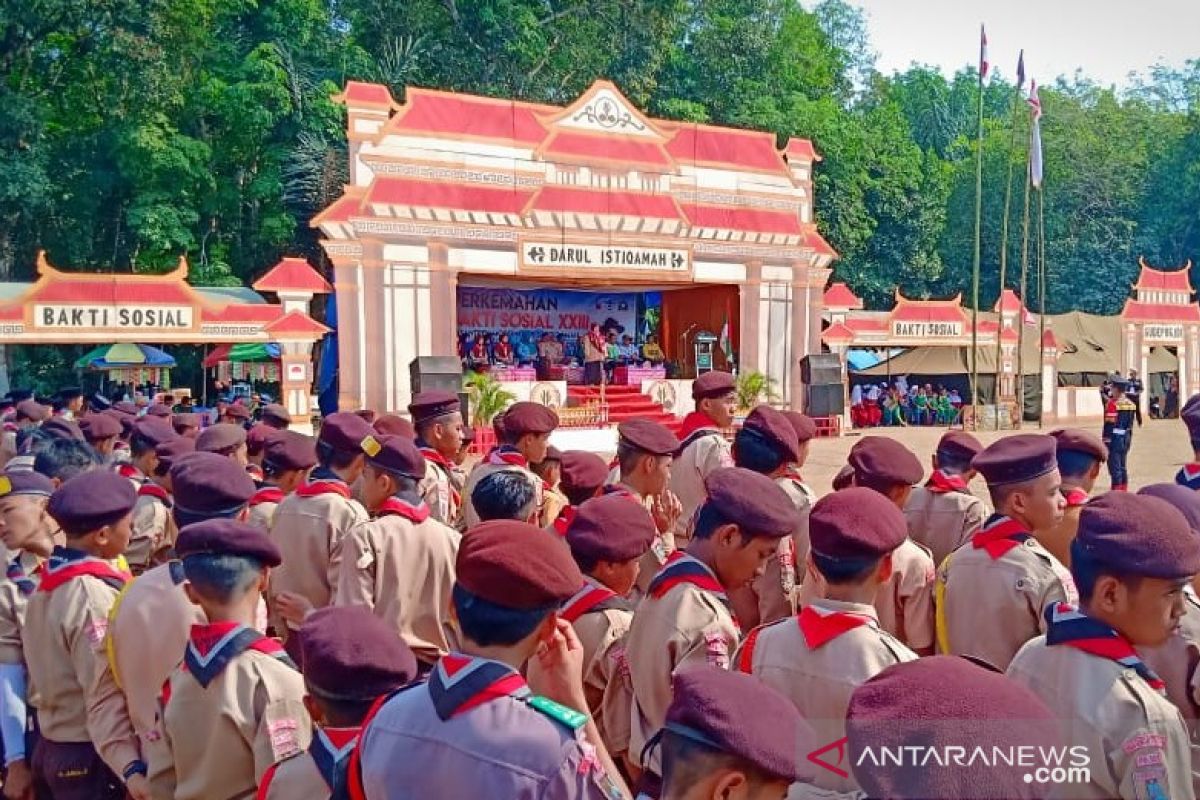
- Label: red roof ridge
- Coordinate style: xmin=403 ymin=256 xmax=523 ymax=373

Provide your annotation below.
xmin=404 ymin=85 xmax=560 ymax=115
xmin=28 ymin=252 xmax=214 ymax=308
xmin=894 ymin=288 xmax=963 ymax=307
xmin=785 ymin=138 xmax=821 ymax=162
xmin=310 ymin=186 xmax=366 ymax=227
xmin=821 ymin=321 xmax=856 ymax=341
xmin=994 ymin=288 xmax=1026 ymax=313
xmin=263 ymin=309 xmax=330 ymax=338
xmin=333 ymin=82 xmax=399 ymax=110
xmin=540 ymin=80 xmax=668 ymax=142
xmin=1133 ymin=256 xmax=1193 ymax=292
xmin=823 ymin=282 xmax=862 ymax=309
xmin=253 ymin=258 xmax=331 ymax=294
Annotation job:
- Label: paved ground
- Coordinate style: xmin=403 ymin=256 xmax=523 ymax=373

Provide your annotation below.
xmin=802 ymin=417 xmax=1190 ymax=500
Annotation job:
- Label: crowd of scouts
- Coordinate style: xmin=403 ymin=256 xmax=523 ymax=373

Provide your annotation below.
xmin=0 ymin=371 xmax=1199 ymax=799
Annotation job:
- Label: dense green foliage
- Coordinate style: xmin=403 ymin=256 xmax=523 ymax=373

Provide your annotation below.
xmin=3 ymin=0 xmax=1199 ymax=320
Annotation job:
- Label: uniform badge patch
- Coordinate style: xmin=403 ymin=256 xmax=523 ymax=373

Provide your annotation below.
xmin=268 ymin=718 xmax=301 ymax=760
xmin=85 ymin=618 xmax=108 ymax=648
xmin=703 ymin=630 xmax=729 ymax=669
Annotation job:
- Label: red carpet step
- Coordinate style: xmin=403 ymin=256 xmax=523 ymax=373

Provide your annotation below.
xmin=566 ymin=384 xmax=682 ymax=433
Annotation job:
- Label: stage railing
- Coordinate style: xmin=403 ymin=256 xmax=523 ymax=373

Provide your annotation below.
xmin=557 ymin=402 xmax=608 ymax=428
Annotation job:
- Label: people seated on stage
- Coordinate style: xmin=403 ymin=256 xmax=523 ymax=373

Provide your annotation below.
xmin=604 ymin=331 xmax=620 ymax=382
xmin=582 ymin=323 xmax=605 ymax=385
xmin=515 ymin=335 xmax=536 ymax=365
xmin=493 ymin=333 xmax=515 ymax=367
xmin=619 ymin=335 xmax=639 ymax=364
xmin=641 ymin=334 xmax=665 ymax=364
xmin=466 ymin=334 xmax=489 ymax=371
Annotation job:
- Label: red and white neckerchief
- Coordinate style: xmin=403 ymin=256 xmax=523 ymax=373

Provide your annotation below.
xmin=796 ymin=603 xmax=876 ymax=649
xmin=970 ymin=514 xmax=1032 ymax=559
xmin=1063 ymin=487 xmax=1089 ymax=508
xmin=116 ymin=463 xmax=144 ymax=484
xmin=427 ymin=653 xmax=529 ymax=721
xmin=552 ymin=505 xmax=575 ymax=537
xmin=648 ymin=552 xmax=738 ymax=632
xmin=926 ymin=469 xmax=969 ymax=494
xmin=676 ymin=411 xmax=721 ymax=447
xmin=137 ymin=482 xmax=171 ymax=505
xmin=485 ymin=446 xmax=528 ymax=469
xmin=1044 ymin=602 xmax=1165 ymax=692
xmin=295 ymin=476 xmax=352 ymax=499
xmin=39 ymin=547 xmax=130 ymax=593
xmin=417 ymin=444 xmax=462 ymax=508
xmin=249 ymin=486 xmax=286 ymax=507
xmin=308 ymin=727 xmax=360 ymax=790
xmin=375 ymin=495 xmax=431 ymax=524
xmin=1177 ymin=464 xmax=1200 ymax=491
xmin=181 ymin=621 xmax=295 ymax=689
xmin=559 ymin=579 xmax=620 ymax=623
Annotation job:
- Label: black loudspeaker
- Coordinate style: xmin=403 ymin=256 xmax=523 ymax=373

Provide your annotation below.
xmin=409 ymin=357 xmax=463 ymax=396
xmin=458 ymin=391 xmax=470 ymax=425
xmin=800 ymin=353 xmax=842 ymax=385
xmin=804 ymin=384 xmax=845 ymax=417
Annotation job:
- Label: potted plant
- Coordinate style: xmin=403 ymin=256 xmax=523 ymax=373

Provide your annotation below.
xmin=735 ymin=370 xmax=777 ymax=413
xmin=463 ymin=372 xmax=516 ymax=428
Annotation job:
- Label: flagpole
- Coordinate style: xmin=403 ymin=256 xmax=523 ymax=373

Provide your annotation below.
xmin=971 ymin=25 xmax=986 ymax=427
xmin=1016 ymin=157 xmax=1032 ymax=427
xmin=1037 ymin=184 xmax=1047 ymax=428
xmin=994 ymin=52 xmax=1025 ymax=429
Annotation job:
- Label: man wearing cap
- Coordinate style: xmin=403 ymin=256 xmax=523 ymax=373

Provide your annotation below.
xmin=408 ymin=390 xmax=466 ymax=527
xmin=248 ymin=430 xmax=318 ymax=531
xmin=533 ymin=444 xmax=565 ymax=501
xmin=261 ymin=403 xmax=292 ymax=430
xmin=195 ymin=422 xmax=249 ymax=466
xmin=0 ymin=471 xmax=59 ymax=799
xmin=654 ymin=667 xmax=815 ymax=800
xmin=1102 ymin=377 xmax=1137 ymax=491
xmin=1041 ymin=428 xmax=1108 ymax=567
xmin=553 ymin=450 xmax=611 ymax=534
xmin=221 ymin=402 xmax=252 ymax=427
xmin=735 ymin=488 xmax=917 ymax=796
xmin=937 ymin=434 xmax=1075 ymax=670
xmin=1007 ymin=492 xmax=1199 ymax=800
xmin=258 ymin=606 xmax=417 ymax=800
xmin=1177 ymin=394 xmax=1200 ymax=490
xmin=670 ymin=371 xmax=736 ymax=548
xmin=563 ymin=495 xmax=656 ymax=767
xmin=121 ymin=416 xmax=176 ymax=488
xmin=80 ymin=412 xmax=123 ymax=459
xmin=87 ymin=452 xmax=259 ymax=796
xmin=171 ymin=412 xmax=201 ymax=440
xmin=24 ymin=470 xmax=136 ymax=799
xmin=801 ymin=437 xmax=937 ymax=655
xmin=53 ymin=387 xmax=84 ymax=421
xmin=268 ymin=412 xmax=373 ymax=648
xmin=902 ymin=430 xmax=987 ymax=568
xmin=461 ymin=401 xmax=558 ymax=529
xmin=627 ymin=467 xmax=796 ymax=786
xmin=334 ymin=434 xmax=460 ymax=672
xmin=145 ymin=519 xmax=310 ymax=799
xmin=245 ymin=421 xmax=278 ymax=483
xmin=128 ymin=437 xmax=195 ymax=574
xmin=346 ymin=519 xmax=629 ymax=799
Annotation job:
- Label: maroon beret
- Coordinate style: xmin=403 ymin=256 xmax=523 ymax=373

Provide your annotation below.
xmin=170 ymin=452 xmax=256 ymax=516
xmin=703 ymin=467 xmax=796 ymax=539
xmin=260 ymin=403 xmax=291 ymax=429
xmin=318 ymin=412 xmax=376 ymax=453
xmin=176 ymin=518 xmax=281 ymax=566
xmin=79 ymin=413 xmax=121 ymax=441
xmin=145 ymin=404 xmax=173 ymax=418
xmin=1077 ymin=491 xmax=1200 ymax=579
xmin=543 ymin=445 xmax=564 ymax=463
xmin=566 ymin=494 xmax=656 ymax=563
xmin=810 ymin=486 xmax=907 ymax=562
xmin=849 ymin=436 xmax=923 ymax=487
xmin=172 ymin=413 xmax=200 ymax=432
xmin=223 ymin=403 xmax=251 ymax=421
xmin=118 ymin=416 xmax=137 ymax=440
xmin=847 ymin=656 xmax=1059 ymax=800
xmin=618 ymin=419 xmax=679 ymax=456
xmin=41 ymin=417 xmax=84 ymax=442
xmin=408 ymin=391 xmax=461 ymax=424
xmin=559 ymin=451 xmax=609 ymax=500
xmin=503 ymin=402 xmax=558 ymax=435
xmin=457 ymin=520 xmax=582 ymax=609
xmin=353 ymin=409 xmax=377 ymax=424
xmin=832 ymin=464 xmax=856 ymax=491
xmin=48 ymin=470 xmax=137 ymax=534
xmin=15 ymin=400 xmax=49 ymax=422
xmin=154 ymin=437 xmax=195 ymax=476
xmin=667 ymin=667 xmax=814 ymax=783
xmin=263 ymin=430 xmax=318 ymax=473
xmin=971 ymin=434 xmax=1057 ymax=487
xmin=739 ymin=406 xmax=801 ymax=462
xmin=373 ymin=414 xmax=416 ymax=439
xmin=1184 ymin=394 xmax=1200 ymax=439
xmin=111 ymin=401 xmax=139 ymax=418
xmin=300 ymin=606 xmax=417 ymax=699
xmin=195 ymin=423 xmax=247 ymax=454
xmin=133 ymin=416 xmax=178 ymax=447
xmin=0 ymin=471 xmax=55 ymax=499
xmin=782 ymin=411 xmax=817 ymax=444
xmin=1049 ymin=428 xmax=1107 ymax=462
xmin=364 ymin=434 xmax=426 ymax=480
xmin=1139 ymin=483 xmax=1200 ymax=534
xmin=245 ymin=423 xmax=278 ymax=456
xmin=936 ymin=430 xmax=983 ymax=462
xmin=691 ymin=370 xmax=736 ymax=401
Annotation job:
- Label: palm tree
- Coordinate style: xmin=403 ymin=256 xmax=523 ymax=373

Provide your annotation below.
xmin=735 ymin=370 xmax=778 ymax=411
xmin=463 ymin=372 xmax=516 ymax=427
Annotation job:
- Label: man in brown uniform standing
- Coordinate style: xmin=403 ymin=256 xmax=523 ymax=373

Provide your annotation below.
xmin=336 ymin=434 xmax=461 ymax=672
xmin=627 ymin=467 xmax=796 ymax=790
xmin=128 ymin=437 xmax=194 ymax=572
xmin=461 ymin=401 xmax=558 ymax=528
xmin=937 ymin=434 xmax=1075 ymax=669
xmin=903 ymin=430 xmax=986 ymax=568
xmin=669 ymin=371 xmax=736 ymax=546
xmin=408 ymin=391 xmax=465 ymax=527
xmin=1041 ymin=428 xmax=1107 ymax=567
xmin=608 ymin=420 xmax=682 ymax=596
xmin=735 ymin=488 xmax=917 ymax=796
xmin=552 ymin=450 xmax=610 ymax=534
xmin=247 ymin=430 xmax=317 ymax=531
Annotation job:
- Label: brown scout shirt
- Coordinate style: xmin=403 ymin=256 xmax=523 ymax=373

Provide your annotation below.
xmin=734 ymin=599 xmax=917 ymax=795
xmin=903 ymin=484 xmax=987 ymax=568
xmin=1140 ymin=585 xmax=1200 ymax=796
xmin=129 ymin=490 xmax=174 ymax=571
xmin=460 ymin=461 xmax=544 ymax=529
xmin=1009 ymin=635 xmax=1196 ymax=800
xmin=669 ymin=431 xmax=732 ymax=548
xmin=259 ymin=727 xmax=360 ymax=800
xmin=336 ymin=508 xmax=460 ymax=666
xmin=418 ymin=458 xmax=459 ymax=527
xmin=0 ymin=551 xmax=39 ymax=667
xmin=246 ymin=487 xmax=286 ymax=531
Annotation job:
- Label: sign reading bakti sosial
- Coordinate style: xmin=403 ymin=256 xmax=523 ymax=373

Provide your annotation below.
xmin=34 ymin=304 xmax=194 ymax=330
xmin=521 ymin=241 xmax=690 ymax=273
xmin=890 ymin=320 xmax=963 ymax=338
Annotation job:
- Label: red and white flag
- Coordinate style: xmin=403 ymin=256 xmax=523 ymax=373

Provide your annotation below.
xmin=979 ymin=25 xmax=989 ymax=81
xmin=1028 ymin=80 xmax=1044 ymax=188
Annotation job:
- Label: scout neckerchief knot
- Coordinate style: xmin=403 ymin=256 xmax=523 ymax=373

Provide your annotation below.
xmin=926 ymin=469 xmax=969 ymax=494
xmin=1044 ymin=602 xmax=1165 ymax=692
xmin=559 ymin=581 xmax=621 ymax=623
xmin=485 ymin=445 xmax=528 ymax=468
xmin=428 ymin=654 xmax=530 ymax=721
xmin=971 ymin=514 xmax=1032 ymax=559
xmin=676 ymin=411 xmax=721 ymax=452
xmin=375 ymin=493 xmax=430 ymax=524
xmin=183 ymin=621 xmax=297 ymax=688
xmin=38 ymin=547 xmax=129 ymax=593
xmin=552 ymin=505 xmax=576 ymax=537
xmin=249 ymin=486 xmax=285 ymax=507
xmin=137 ymin=482 xmax=171 ymax=506
xmin=296 ymin=465 xmax=353 ymax=499
xmin=648 ymin=552 xmax=736 ymax=625
xmin=308 ymin=726 xmax=359 ymax=790
xmin=416 ymin=442 xmax=462 ymax=507
xmin=796 ymin=603 xmax=876 ymax=649
xmin=1063 ymin=487 xmax=1089 ymax=508
xmin=6 ymin=555 xmax=41 ymax=596
xmin=1177 ymin=464 xmax=1200 ymax=491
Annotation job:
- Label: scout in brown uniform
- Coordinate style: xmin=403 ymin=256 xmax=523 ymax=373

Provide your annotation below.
xmin=171 ymin=412 xmax=201 ymax=440
xmin=1041 ymin=428 xmax=1108 ymax=567
xmin=120 ymin=416 xmax=176 ymax=488
xmin=553 ymin=450 xmax=610 ymax=534
xmin=534 ymin=445 xmax=571 ymax=527
xmin=245 ymin=422 xmax=277 ymax=483
xmin=609 ymin=420 xmax=683 ymax=596
xmin=627 ymin=467 xmax=797 ymax=785
xmin=0 ymin=472 xmax=58 ymax=800
xmin=669 ymin=372 xmax=735 ymax=547
xmin=729 ymin=405 xmax=802 ymax=628
xmin=801 ymin=437 xmax=936 ymax=654
xmin=258 ymin=606 xmax=417 ymax=800
xmin=562 ymin=494 xmax=656 ymax=771
xmin=902 ymin=430 xmax=986 ymax=567
xmin=779 ymin=410 xmax=817 ymax=562
xmin=937 ymin=434 xmax=1075 ymax=669
xmin=79 ymin=411 xmax=122 ymax=459
xmin=195 ymin=421 xmax=249 ymax=466
xmin=736 ymin=488 xmax=918 ymax=796
xmin=128 ymin=437 xmax=194 ymax=572
xmin=267 ymin=412 xmax=372 ymax=645
xmin=88 ymin=453 xmax=258 ymax=796
xmin=260 ymin=403 xmax=291 ymax=430
xmin=334 ymin=434 xmax=461 ymax=671
xmin=1008 ymin=492 xmax=1199 ymax=800
xmin=221 ymin=402 xmax=252 ymax=427
xmin=847 ymin=656 xmax=1061 ymax=800
xmin=461 ymin=401 xmax=558 ymax=528
xmin=146 ymin=519 xmax=311 ymax=800
xmin=408 ymin=390 xmax=466 ymax=527
xmin=247 ymin=430 xmax=317 ymax=531
xmin=24 ymin=470 xmax=136 ymax=800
